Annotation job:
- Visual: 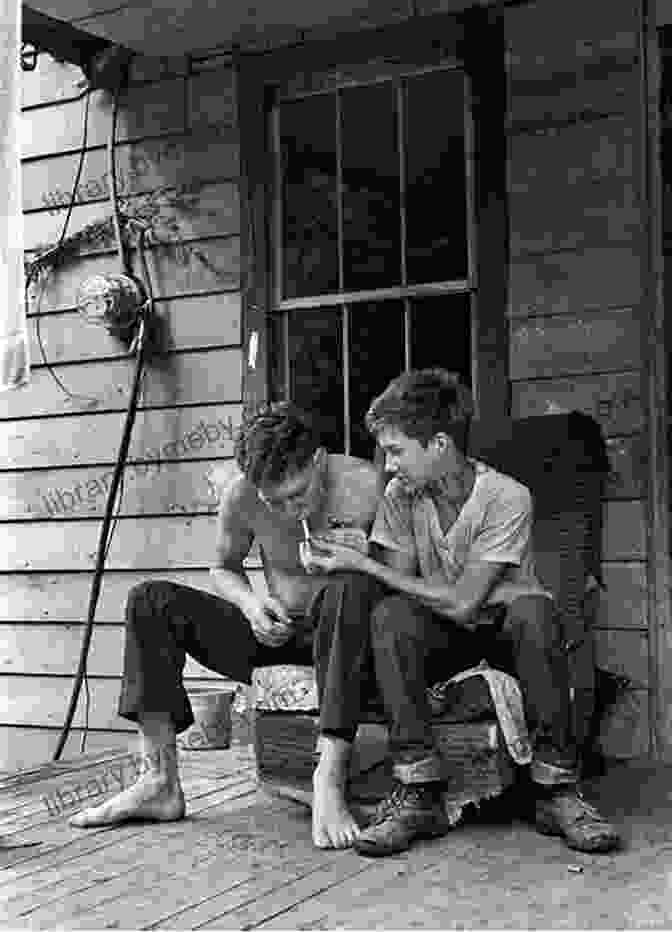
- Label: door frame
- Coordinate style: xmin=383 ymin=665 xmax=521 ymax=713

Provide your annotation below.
xmin=644 ymin=7 xmax=672 ymax=760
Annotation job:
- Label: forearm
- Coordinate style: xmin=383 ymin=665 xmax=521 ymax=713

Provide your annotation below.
xmin=357 ymin=555 xmax=469 ymax=624
xmin=209 ymin=566 xmax=256 ymax=614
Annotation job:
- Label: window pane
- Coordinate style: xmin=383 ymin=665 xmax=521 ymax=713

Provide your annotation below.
xmin=405 ymin=71 xmax=468 ymax=284
xmin=410 ymin=294 xmax=472 ymax=386
xmin=348 ymin=301 xmax=405 ymax=458
xmin=342 ymin=84 xmax=401 ymax=291
xmin=281 ymin=96 xmax=339 ymax=299
xmin=288 ymin=308 xmax=344 ymax=452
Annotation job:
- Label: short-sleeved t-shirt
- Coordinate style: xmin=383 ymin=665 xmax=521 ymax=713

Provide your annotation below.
xmin=369 ymin=459 xmax=552 ymax=612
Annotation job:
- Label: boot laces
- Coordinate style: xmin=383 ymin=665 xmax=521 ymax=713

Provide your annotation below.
xmin=563 ymin=789 xmax=606 ymax=824
xmin=372 ymin=782 xmax=422 ymax=825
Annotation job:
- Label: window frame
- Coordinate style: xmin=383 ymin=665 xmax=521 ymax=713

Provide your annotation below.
xmin=237 ymin=7 xmax=509 ymax=425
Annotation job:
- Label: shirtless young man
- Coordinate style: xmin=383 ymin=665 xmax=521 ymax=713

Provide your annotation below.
xmin=69 ymin=402 xmax=385 ymax=849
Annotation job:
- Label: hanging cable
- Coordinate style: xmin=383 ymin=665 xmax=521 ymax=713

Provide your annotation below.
xmin=77 ymin=74 xmax=137 ymax=750
xmin=28 ymin=88 xmax=100 ymax=407
xmin=52 ymin=55 xmax=158 ymax=761
xmin=77 ymin=226 xmax=151 ymax=754
xmin=108 ymin=80 xmax=131 ymax=277
xmin=53 ymin=299 xmax=149 ymax=760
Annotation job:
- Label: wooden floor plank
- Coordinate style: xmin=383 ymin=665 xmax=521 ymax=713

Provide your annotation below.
xmin=0 ymin=763 xmax=253 ymax=835
xmin=0 ymin=787 xmax=261 ymax=930
xmin=0 ymin=748 xmax=137 ymax=791
xmin=0 ymin=775 xmax=256 ymax=888
xmin=0 ymin=746 xmax=254 ymax=835
xmin=1 ymin=804 xmax=261 ymax=923
xmin=0 ymin=763 xmax=254 ymax=837
xmin=9 ymin=794 xmax=266 ymax=930
xmin=0 ymin=771 xmax=255 ymax=877
xmin=0 ymin=750 xmax=149 ymax=811
xmin=256 ymin=822 xmax=588 ymax=930
xmin=198 ymin=855 xmax=375 ymax=930
xmin=0 ymin=772 xmax=257 ymax=886
xmin=0 ymin=777 xmax=257 ymax=905
xmin=17 ymin=798 xmax=310 ymax=931
xmin=149 ymin=855 xmax=344 ymax=931
xmin=0 ymin=750 xmax=255 ymax=827
xmin=0 ymin=784 xmax=260 ymax=926
xmin=252 ymin=835 xmax=477 ymax=930
xmin=0 ymin=769 xmax=246 ymax=837
xmin=157 ymin=858 xmax=360 ymax=931
xmin=0 ymin=746 xmax=252 ymax=799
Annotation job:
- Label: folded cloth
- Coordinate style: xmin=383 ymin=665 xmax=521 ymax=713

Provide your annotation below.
xmin=429 ymin=660 xmax=533 ymax=766
xmin=426 ymin=675 xmax=494 ymax=722
xmin=252 ymin=665 xmax=319 ymax=712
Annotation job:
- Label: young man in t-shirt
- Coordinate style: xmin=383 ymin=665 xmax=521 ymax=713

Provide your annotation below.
xmin=303 ymin=369 xmax=620 ymax=857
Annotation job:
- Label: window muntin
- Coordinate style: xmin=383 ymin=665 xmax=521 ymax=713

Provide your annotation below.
xmin=270 ymin=64 xmax=475 ymax=457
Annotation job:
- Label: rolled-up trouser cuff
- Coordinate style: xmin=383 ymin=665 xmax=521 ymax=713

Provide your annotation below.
xmin=393 ymin=753 xmax=444 ymax=784
xmin=530 ymin=758 xmax=577 ymax=787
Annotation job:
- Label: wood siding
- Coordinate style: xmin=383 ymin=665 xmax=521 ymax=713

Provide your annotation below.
xmin=506 ymin=0 xmax=651 ymax=756
xmin=4 ymin=0 xmax=657 ymax=768
xmin=2 ymin=53 xmax=247 ymax=768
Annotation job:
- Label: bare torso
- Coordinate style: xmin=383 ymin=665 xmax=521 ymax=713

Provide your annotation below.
xmin=215 ymin=454 xmax=382 ymax=613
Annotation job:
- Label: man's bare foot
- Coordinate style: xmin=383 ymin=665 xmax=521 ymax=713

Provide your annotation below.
xmin=69 ymin=773 xmax=185 ymax=828
xmin=312 ymin=762 xmax=360 ymax=850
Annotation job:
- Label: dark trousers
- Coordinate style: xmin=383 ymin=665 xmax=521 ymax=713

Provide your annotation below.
xmin=119 ymin=577 xmax=575 ymax=783
xmin=370 ymin=593 xmax=576 ymax=781
xmin=118 ymin=573 xmax=386 ymax=736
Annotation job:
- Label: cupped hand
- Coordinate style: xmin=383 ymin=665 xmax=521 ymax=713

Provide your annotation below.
xmin=300 ymin=537 xmax=364 ymax=574
xmin=244 ymin=595 xmax=294 ymax=647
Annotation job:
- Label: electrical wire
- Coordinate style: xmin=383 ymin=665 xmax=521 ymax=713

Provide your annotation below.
xmin=53 ymin=57 xmax=158 ymax=762
xmin=28 ymin=88 xmax=100 ymax=407
xmin=108 ymin=80 xmax=130 ymax=277
xmin=77 ymin=231 xmax=151 ymax=754
xmin=32 ymin=276 xmax=99 ymax=408
xmin=53 ymin=306 xmax=149 ymax=760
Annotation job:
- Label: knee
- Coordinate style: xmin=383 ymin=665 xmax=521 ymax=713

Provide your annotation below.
xmin=505 ymin=596 xmax=557 ymax=646
xmin=371 ymin=595 xmax=422 ymax=639
xmin=125 ymin=580 xmax=171 ymax=628
xmin=315 ymin=572 xmax=384 ymax=620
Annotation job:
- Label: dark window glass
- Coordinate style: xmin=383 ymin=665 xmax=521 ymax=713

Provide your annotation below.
xmin=281 ymin=96 xmax=338 ymax=299
xmin=410 ymin=294 xmax=472 ymax=385
xmin=405 ymin=71 xmax=468 ymax=284
xmin=341 ymin=83 xmax=401 ymax=291
xmin=287 ymin=308 xmax=344 ymax=452
xmin=348 ymin=301 xmax=405 ymax=458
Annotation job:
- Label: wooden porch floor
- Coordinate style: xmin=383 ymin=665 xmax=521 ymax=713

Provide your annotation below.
xmin=1 ymin=741 xmax=672 ymax=929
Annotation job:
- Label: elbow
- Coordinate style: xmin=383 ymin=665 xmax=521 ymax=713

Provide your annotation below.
xmin=452 ymin=598 xmax=479 ymax=627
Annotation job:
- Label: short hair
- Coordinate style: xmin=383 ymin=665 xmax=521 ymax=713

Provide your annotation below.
xmin=365 ymin=369 xmax=474 ymax=452
xmin=234 ymin=401 xmax=320 ymax=486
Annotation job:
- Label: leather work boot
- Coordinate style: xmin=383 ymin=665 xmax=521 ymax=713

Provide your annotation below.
xmin=353 ymin=780 xmax=452 ymax=857
xmin=535 ymin=787 xmax=620 ymax=853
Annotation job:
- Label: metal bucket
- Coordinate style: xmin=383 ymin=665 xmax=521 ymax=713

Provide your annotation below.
xmin=179 ymin=685 xmax=235 ymax=750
